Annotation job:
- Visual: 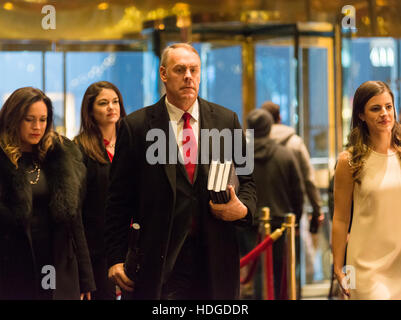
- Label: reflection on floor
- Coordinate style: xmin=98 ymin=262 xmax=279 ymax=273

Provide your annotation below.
xmin=301 ymin=280 xmax=331 ymax=300
xmin=239 ymin=279 xmax=342 ymax=300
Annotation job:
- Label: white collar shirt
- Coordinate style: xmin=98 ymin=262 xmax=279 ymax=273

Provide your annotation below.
xmin=165 ymin=96 xmax=199 ymax=161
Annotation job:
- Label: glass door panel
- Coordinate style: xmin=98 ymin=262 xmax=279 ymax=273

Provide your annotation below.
xmin=298 ymin=36 xmax=334 ymax=294
xmin=0 ymin=40 xmax=156 ymax=139
xmin=45 ymin=52 xmax=64 ymax=134
xmin=192 ymin=42 xmax=243 ymax=122
xmin=342 ymin=37 xmax=398 ymax=146
xmin=0 ymin=51 xmax=43 ymax=104
xmin=255 ymin=39 xmax=297 ymax=126
xmin=66 ymin=51 xmax=146 ymax=138
xmin=300 ymin=46 xmax=329 ymax=158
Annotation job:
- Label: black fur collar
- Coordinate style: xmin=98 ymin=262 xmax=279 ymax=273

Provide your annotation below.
xmin=0 ymin=137 xmax=86 ymax=225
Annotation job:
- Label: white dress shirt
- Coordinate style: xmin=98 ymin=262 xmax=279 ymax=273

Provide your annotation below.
xmin=165 ymin=97 xmax=199 ymax=162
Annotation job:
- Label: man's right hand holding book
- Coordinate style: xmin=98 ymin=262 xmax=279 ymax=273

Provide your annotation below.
xmin=209 ymin=185 xmax=248 ymax=221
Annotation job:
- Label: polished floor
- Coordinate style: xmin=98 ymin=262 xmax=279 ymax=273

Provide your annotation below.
xmin=302 ymin=280 xmax=332 ymax=300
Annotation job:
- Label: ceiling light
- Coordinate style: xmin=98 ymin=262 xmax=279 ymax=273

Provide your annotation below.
xmin=3 ymin=2 xmax=14 ymax=10
xmin=98 ymin=2 xmax=109 ymax=10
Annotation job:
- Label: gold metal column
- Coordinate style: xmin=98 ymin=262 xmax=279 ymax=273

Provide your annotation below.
xmin=260 ymin=207 xmax=271 ymax=300
xmin=326 ymin=36 xmax=336 ymax=177
xmin=242 ymin=37 xmax=255 ymax=126
xmin=334 ymin=23 xmax=343 ymax=164
xmin=261 ymin=207 xmax=271 ymax=236
xmin=285 ymin=213 xmax=297 ymax=300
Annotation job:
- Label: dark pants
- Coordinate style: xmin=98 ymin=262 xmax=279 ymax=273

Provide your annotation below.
xmin=91 ymin=256 xmax=116 ymax=300
xmin=161 ymin=236 xmax=210 ymax=300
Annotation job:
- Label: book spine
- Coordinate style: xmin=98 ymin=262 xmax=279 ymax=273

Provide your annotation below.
xmin=210 ymin=190 xmax=217 ymax=203
xmin=216 ymin=191 xmax=223 ymax=204
xmin=223 ymin=190 xmax=230 ymax=203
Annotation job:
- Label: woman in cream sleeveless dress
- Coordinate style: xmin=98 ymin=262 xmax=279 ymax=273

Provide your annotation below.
xmin=332 ymin=80 xmax=401 ymax=300
xmin=347 ymin=149 xmax=401 ymax=299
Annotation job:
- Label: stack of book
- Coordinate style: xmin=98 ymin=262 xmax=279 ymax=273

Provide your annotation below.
xmin=207 ymin=160 xmax=240 ymax=204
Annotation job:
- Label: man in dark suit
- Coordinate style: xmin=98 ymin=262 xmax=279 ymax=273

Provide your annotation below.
xmin=105 ymin=43 xmax=256 ymax=300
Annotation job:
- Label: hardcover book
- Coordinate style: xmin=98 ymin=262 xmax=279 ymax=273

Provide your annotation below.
xmin=207 ymin=160 xmax=239 ymax=204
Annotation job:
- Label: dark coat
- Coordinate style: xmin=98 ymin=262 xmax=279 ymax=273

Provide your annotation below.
xmin=0 ymin=137 xmax=96 ymax=300
xmin=77 ymin=142 xmax=110 ymax=260
xmin=76 ymin=141 xmax=116 ymax=300
xmin=105 ymin=96 xmax=256 ymax=300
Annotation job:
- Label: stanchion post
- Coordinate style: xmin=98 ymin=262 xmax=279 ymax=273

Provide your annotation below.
xmin=260 ymin=207 xmax=271 ymax=300
xmin=285 ymin=213 xmax=297 ymax=300
xmin=261 ymin=207 xmax=271 ymax=236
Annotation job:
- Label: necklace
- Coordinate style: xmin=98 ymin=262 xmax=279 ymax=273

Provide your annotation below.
xmin=104 ymin=137 xmax=115 ymax=149
xmin=105 ymin=140 xmax=115 ymax=148
xmin=27 ymin=161 xmax=41 ymax=185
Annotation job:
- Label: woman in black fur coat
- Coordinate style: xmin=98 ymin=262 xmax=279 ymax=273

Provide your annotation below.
xmin=74 ymin=81 xmax=126 ymax=300
xmin=0 ymin=87 xmax=95 ymax=300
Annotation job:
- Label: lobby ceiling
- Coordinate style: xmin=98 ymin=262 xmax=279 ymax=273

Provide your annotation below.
xmin=0 ymin=0 xmax=399 ymax=40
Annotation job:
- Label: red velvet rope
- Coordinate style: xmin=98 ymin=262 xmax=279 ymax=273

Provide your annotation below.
xmin=240 ymin=255 xmax=259 ymax=284
xmin=239 ymin=235 xmax=273 ymax=268
xmin=239 ymin=234 xmax=275 ymax=300
xmin=240 ymin=233 xmax=262 ymax=284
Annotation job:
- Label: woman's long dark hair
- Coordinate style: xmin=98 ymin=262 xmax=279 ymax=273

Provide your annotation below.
xmin=347 ymin=80 xmax=401 ymax=183
xmin=74 ymin=81 xmax=127 ymax=163
xmin=0 ymin=87 xmax=57 ymax=167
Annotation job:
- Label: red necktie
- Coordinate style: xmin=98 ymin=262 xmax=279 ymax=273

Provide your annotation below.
xmin=182 ymin=112 xmax=197 ymax=184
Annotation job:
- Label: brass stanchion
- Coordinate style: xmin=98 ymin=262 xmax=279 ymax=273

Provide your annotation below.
xmin=260 ymin=207 xmax=270 ymax=300
xmin=285 ymin=213 xmax=297 ymax=300
xmin=261 ymin=207 xmax=271 ymax=236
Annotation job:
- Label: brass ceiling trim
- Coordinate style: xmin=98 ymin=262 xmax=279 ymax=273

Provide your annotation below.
xmin=0 ymin=0 xmax=400 ymax=39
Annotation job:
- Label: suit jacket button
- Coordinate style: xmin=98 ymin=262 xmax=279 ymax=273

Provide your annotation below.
xmin=161 ymin=255 xmax=164 ymax=259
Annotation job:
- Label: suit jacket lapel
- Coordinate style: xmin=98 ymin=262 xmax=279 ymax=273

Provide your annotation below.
xmin=148 ymin=96 xmax=176 ymax=197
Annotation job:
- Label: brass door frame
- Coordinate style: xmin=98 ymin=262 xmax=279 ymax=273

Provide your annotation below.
xmin=297 ymin=35 xmax=336 ymax=177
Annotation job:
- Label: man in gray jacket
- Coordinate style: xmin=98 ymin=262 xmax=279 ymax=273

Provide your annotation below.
xmin=261 ymin=101 xmax=324 ymax=290
xmin=245 ymin=108 xmax=304 ymax=299
xmin=261 ymin=101 xmax=324 ymax=227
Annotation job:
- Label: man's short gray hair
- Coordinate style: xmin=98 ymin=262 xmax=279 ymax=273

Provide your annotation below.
xmin=160 ymin=43 xmax=200 ymax=68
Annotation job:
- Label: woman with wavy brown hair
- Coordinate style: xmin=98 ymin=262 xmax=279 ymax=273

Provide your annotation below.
xmin=332 ymin=80 xmax=401 ymax=299
xmin=74 ymin=81 xmax=126 ymax=300
xmin=0 ymin=87 xmax=95 ymax=299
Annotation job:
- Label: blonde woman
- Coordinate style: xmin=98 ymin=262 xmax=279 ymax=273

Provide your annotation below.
xmin=0 ymin=87 xmax=95 ymax=299
xmin=332 ymin=81 xmax=401 ymax=299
